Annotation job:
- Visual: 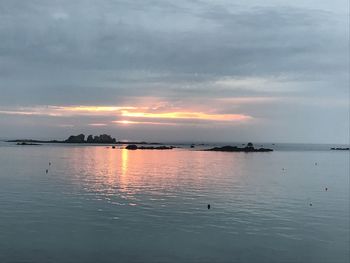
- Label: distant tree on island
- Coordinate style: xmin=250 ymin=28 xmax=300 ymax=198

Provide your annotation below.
xmin=65 ymin=134 xmax=85 ymax=143
xmin=92 ymin=134 xmax=116 ymax=144
xmin=87 ymin=135 xmax=94 ymax=143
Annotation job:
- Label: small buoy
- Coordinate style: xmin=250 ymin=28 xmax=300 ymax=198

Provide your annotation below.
xmin=46 ymin=169 xmax=48 ymax=174
xmin=207 ymin=204 xmax=211 ymax=209
xmin=325 ymin=187 xmax=328 ymax=191
xmin=309 ymin=203 xmax=312 ymax=206
xmin=49 ymin=162 xmax=51 ymax=166
xmin=315 ymin=162 xmax=318 ymax=166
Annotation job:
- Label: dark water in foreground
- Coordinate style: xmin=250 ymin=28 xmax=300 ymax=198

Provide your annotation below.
xmin=0 ymin=144 xmax=349 ymax=262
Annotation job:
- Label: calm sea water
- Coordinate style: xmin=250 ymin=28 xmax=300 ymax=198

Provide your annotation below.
xmin=0 ymin=143 xmax=349 ymax=263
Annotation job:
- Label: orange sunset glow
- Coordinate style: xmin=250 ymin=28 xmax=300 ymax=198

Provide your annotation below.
xmin=0 ymin=105 xmax=253 ymax=126
xmin=59 ymin=106 xmax=137 ymax=112
xmin=113 ymin=120 xmax=178 ymax=126
xmin=120 ymin=110 xmax=251 ymax=121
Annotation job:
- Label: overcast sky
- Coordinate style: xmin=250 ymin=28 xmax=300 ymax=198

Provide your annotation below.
xmin=0 ymin=0 xmax=348 ymax=143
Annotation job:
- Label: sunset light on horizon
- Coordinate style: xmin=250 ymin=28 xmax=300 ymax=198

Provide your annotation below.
xmin=0 ymin=104 xmax=253 ymax=127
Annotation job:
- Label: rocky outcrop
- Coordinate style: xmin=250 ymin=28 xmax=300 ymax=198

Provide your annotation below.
xmin=330 ymin=147 xmax=349 ymax=151
xmin=139 ymin=146 xmax=175 ymax=150
xmin=16 ymin=142 xmax=41 ymax=146
xmin=126 ymin=144 xmax=138 ymax=150
xmin=206 ymin=143 xmax=273 ymax=152
xmin=126 ymin=144 xmax=174 ymax=150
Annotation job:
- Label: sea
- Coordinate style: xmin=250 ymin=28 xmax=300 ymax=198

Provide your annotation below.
xmin=0 ymin=142 xmax=349 ymax=263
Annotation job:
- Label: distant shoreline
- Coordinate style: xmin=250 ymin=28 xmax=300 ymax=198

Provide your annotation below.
xmin=6 ymin=133 xmax=168 ymax=146
xmin=3 ymin=136 xmax=349 ymax=152
xmin=6 ymin=139 xmax=163 ymax=145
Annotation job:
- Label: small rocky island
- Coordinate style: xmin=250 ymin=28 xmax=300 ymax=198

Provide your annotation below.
xmin=205 ymin=142 xmax=273 ymax=152
xmin=126 ymin=144 xmax=174 ymax=150
xmin=330 ymin=147 xmax=349 ymax=151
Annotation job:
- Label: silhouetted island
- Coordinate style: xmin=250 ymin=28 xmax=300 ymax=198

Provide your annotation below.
xmin=65 ymin=134 xmax=116 ymax=144
xmin=8 ymin=134 xmax=163 ymax=145
xmin=126 ymin=144 xmax=174 ymax=150
xmin=205 ymin=142 xmax=273 ymax=152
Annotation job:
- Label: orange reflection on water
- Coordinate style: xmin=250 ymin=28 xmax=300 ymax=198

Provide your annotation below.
xmin=68 ymin=146 xmax=137 ymax=202
xmin=67 ymin=147 xmax=237 ymax=206
xmin=121 ymin=148 xmax=128 ymax=176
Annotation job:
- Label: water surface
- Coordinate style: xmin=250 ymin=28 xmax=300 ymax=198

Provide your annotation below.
xmin=0 ymin=144 xmax=349 ymax=262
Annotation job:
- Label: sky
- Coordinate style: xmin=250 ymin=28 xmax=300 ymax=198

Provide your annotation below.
xmin=0 ymin=0 xmax=349 ymax=143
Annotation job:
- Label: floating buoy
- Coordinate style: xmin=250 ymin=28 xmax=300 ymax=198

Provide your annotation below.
xmin=46 ymin=169 xmax=48 ymax=174
xmin=309 ymin=203 xmax=313 ymax=206
xmin=207 ymin=204 xmax=211 ymax=209
xmin=315 ymin=162 xmax=318 ymax=166
xmin=325 ymin=187 xmax=328 ymax=191
xmin=49 ymin=162 xmax=51 ymax=166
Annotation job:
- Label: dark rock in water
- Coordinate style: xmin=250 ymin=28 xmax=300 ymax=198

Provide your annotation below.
xmin=65 ymin=134 xmax=85 ymax=143
xmin=190 ymin=144 xmax=195 ymax=148
xmin=16 ymin=142 xmax=41 ymax=146
xmin=205 ymin=142 xmax=273 ymax=152
xmin=139 ymin=146 xmax=174 ymax=150
xmin=112 ymin=146 xmax=116 ymax=149
xmin=126 ymin=144 xmax=174 ymax=150
xmin=330 ymin=147 xmax=349 ymax=151
xmin=126 ymin=144 xmax=138 ymax=150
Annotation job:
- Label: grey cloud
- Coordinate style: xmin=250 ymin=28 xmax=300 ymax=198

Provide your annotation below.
xmin=1 ymin=1 xmax=345 ymax=75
